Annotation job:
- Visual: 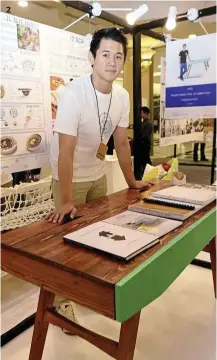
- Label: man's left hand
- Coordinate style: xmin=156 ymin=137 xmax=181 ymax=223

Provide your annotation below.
xmin=130 ymin=181 xmax=154 ymax=190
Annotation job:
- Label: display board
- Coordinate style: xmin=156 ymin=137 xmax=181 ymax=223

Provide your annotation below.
xmin=160 ymin=58 xmax=204 ymax=147
xmin=0 ymin=12 xmax=91 ymax=174
xmin=165 ymin=33 xmax=216 ymax=120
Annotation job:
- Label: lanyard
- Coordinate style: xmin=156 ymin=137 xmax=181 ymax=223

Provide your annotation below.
xmin=91 ymin=76 xmax=112 ymax=143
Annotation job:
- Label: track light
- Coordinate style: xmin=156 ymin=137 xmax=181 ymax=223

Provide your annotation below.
xmin=126 ymin=4 xmax=149 ymax=26
xmin=89 ymin=2 xmax=102 ymax=17
xmin=187 ymin=8 xmax=199 ymax=22
xmin=189 ymin=34 xmax=197 ymax=39
xmin=18 ymin=1 xmax=28 ymax=7
xmin=63 ymin=2 xmax=102 ymax=31
xmin=165 ymin=6 xmax=177 ymax=30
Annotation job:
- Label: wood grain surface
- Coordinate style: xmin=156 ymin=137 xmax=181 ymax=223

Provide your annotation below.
xmin=1 ymin=246 xmax=115 ymax=318
xmin=1 ymin=181 xmax=216 ymax=286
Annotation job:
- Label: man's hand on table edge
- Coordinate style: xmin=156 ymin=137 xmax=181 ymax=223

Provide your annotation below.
xmin=47 ymin=181 xmax=154 ymax=224
xmin=47 ymin=201 xmax=77 ymax=224
xmin=129 ymin=180 xmax=154 ymax=190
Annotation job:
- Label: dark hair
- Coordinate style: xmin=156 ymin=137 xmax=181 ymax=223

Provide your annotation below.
xmin=90 ymin=28 xmax=128 ymax=60
xmin=141 ymin=106 xmax=150 ymax=114
xmin=183 ymin=44 xmax=186 ymax=47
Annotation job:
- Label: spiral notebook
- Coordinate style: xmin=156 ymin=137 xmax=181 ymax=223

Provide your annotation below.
xmin=129 ymin=184 xmax=215 ymax=221
xmin=151 ymin=185 xmax=216 ymax=206
xmin=128 ymin=198 xmax=201 ymax=221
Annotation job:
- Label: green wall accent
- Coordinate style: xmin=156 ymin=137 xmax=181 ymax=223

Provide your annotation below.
xmin=115 ymin=208 xmax=216 ymax=322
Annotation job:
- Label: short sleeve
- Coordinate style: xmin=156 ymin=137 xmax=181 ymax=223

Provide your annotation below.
xmin=118 ymin=91 xmax=130 ymax=128
xmin=186 ymin=50 xmax=189 ymax=55
xmin=53 ymin=87 xmax=80 ymax=136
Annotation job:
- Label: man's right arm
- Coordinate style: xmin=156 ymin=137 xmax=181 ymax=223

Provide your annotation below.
xmin=58 ymin=133 xmax=76 ymax=204
xmin=48 ymin=133 xmax=77 ymax=223
xmin=48 ymin=85 xmax=80 ymax=223
xmin=187 ymin=50 xmax=191 ymax=62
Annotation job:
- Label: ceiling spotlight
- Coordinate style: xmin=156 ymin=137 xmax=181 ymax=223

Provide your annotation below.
xmin=189 ymin=34 xmax=197 ymax=39
xmin=18 ymin=1 xmax=28 ymax=6
xmin=187 ymin=8 xmax=199 ymax=22
xmin=165 ymin=6 xmax=177 ymax=31
xmin=64 ymin=2 xmax=102 ymax=31
xmin=89 ymin=2 xmax=102 ymax=17
xmin=126 ymin=4 xmax=149 ymax=26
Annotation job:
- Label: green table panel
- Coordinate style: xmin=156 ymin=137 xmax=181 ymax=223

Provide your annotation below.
xmin=115 ymin=208 xmax=216 ymax=322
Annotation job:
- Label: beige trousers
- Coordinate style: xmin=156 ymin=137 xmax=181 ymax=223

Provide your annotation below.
xmin=52 ymin=175 xmax=107 ymax=208
xmin=52 ymin=174 xmax=107 ymax=308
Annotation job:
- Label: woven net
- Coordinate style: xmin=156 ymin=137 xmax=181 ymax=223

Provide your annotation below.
xmin=1 ymin=176 xmax=55 ymax=231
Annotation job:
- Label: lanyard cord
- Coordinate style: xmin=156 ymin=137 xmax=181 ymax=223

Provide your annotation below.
xmin=91 ymin=77 xmax=112 ymax=143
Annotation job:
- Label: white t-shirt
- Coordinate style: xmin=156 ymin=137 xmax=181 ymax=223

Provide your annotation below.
xmin=50 ymin=75 xmax=129 ymax=182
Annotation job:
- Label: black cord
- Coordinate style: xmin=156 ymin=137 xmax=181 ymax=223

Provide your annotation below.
xmin=91 ymin=76 xmax=112 ymax=142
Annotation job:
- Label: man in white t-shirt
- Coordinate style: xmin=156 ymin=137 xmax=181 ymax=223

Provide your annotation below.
xmin=48 ymin=27 xmax=152 ymax=334
xmin=48 ymin=28 xmax=151 ymax=225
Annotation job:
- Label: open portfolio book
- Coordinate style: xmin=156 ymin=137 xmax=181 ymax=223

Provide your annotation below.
xmin=129 ymin=184 xmax=216 ymax=221
xmin=64 ymin=211 xmax=182 ymax=261
xmin=64 ymin=184 xmax=215 ymax=261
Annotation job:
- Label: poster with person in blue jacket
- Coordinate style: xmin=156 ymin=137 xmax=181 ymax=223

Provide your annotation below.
xmin=165 ymin=33 xmax=216 ymax=119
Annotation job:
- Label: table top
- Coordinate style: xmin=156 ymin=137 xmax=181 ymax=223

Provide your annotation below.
xmin=189 ymin=58 xmax=211 ymax=64
xmin=1 ymin=181 xmax=215 ymax=287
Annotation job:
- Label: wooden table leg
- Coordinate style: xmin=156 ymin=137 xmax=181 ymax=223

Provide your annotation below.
xmin=117 ymin=311 xmax=141 ymax=360
xmin=29 ymin=288 xmax=55 ymax=360
xmin=186 ymin=64 xmax=191 ymax=78
xmin=209 ymin=237 xmax=216 ymax=298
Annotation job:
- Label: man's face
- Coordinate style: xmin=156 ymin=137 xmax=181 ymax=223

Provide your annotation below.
xmin=141 ymin=111 xmax=149 ymax=120
xmin=90 ymin=38 xmax=125 ymax=82
xmin=183 ymin=45 xmax=186 ymax=50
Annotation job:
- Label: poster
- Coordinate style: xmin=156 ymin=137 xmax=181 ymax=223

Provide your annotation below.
xmin=160 ymin=58 xmax=205 ymax=147
xmin=165 ymin=34 xmax=216 ymax=119
xmin=0 ymin=13 xmax=91 ymax=174
xmin=40 ymin=25 xmax=91 ymax=127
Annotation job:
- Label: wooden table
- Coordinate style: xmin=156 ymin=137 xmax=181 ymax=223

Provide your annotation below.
xmin=1 ymin=181 xmax=216 ymax=360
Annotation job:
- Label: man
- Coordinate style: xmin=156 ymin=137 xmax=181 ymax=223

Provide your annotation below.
xmin=179 ymin=44 xmax=191 ymax=80
xmin=48 ymin=28 xmax=151 ymax=329
xmin=186 ymin=120 xmax=191 ymax=134
xmin=140 ymin=106 xmax=153 ymax=177
xmin=193 ymin=142 xmax=208 ymax=162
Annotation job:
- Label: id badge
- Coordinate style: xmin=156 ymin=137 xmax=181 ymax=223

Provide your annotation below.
xmin=96 ymin=143 xmax=108 ymax=161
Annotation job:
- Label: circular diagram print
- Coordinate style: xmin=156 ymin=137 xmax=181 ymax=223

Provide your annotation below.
xmin=1 ymin=136 xmax=17 ymax=155
xmin=0 ymin=108 xmax=5 ymax=119
xmin=10 ymin=108 xmax=18 ymax=118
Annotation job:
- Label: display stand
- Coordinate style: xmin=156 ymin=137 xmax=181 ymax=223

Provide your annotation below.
xmin=210 ymin=119 xmax=216 ymax=184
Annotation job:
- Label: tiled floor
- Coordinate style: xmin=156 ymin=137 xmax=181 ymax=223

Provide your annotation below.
xmin=1 ymin=275 xmax=39 ymax=334
xmin=1 ymin=264 xmax=216 ymax=360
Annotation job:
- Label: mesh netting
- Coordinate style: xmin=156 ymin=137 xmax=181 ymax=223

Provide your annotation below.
xmin=1 ymin=176 xmax=55 ymax=231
